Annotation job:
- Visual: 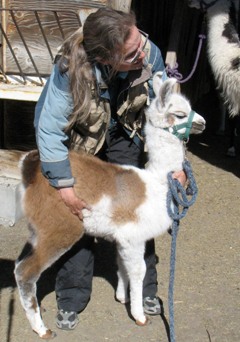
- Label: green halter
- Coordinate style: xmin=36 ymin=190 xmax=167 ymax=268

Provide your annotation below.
xmin=164 ymin=110 xmax=195 ymax=141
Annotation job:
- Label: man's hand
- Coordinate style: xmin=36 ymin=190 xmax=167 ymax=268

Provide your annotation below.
xmin=172 ymin=170 xmax=187 ymax=186
xmin=57 ymin=187 xmax=90 ymax=220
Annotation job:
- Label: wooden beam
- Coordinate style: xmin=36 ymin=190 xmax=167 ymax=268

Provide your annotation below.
xmin=0 ymin=83 xmax=43 ymax=101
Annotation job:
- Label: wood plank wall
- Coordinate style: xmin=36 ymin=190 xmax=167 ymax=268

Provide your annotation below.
xmin=0 ymin=0 xmax=133 ymax=76
xmin=1 ymin=1 xmax=108 ymax=75
xmin=2 ymin=0 xmax=107 ymax=10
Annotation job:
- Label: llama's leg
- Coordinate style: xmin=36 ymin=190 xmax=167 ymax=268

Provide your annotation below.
xmin=15 ymin=249 xmax=57 ymax=339
xmin=117 ymin=242 xmax=147 ymax=325
xmin=116 ymin=250 xmax=130 ymax=304
xmin=15 ymin=220 xmax=83 ymax=339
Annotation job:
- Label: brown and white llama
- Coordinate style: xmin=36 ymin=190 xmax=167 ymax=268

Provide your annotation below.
xmin=188 ymin=0 xmax=240 ymax=116
xmin=14 ymin=73 xmax=205 ymax=339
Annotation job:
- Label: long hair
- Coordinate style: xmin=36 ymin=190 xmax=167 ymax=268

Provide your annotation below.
xmin=58 ymin=7 xmax=136 ymax=130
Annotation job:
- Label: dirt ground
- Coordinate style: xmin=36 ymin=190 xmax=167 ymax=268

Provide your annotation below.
xmin=0 ymin=130 xmax=239 ymax=342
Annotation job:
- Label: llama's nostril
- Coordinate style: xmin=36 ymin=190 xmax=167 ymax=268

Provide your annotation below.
xmin=191 ymin=122 xmax=206 ymax=133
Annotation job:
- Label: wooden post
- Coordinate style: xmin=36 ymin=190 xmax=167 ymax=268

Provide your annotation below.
xmin=1 ymin=0 xmax=8 ymax=74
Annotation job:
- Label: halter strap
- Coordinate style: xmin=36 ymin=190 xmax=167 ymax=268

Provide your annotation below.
xmin=164 ymin=110 xmax=196 ymax=141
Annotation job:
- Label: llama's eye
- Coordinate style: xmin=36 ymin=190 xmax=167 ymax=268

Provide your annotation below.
xmin=174 ymin=112 xmax=186 ymax=119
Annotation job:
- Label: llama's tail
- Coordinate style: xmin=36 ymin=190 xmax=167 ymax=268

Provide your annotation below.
xmin=19 ymin=150 xmax=40 ymax=188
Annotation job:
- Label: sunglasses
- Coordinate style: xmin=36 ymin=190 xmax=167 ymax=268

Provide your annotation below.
xmin=124 ymin=30 xmax=149 ymax=64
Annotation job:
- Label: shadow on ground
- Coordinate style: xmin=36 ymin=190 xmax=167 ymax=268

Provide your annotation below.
xmin=0 ymin=239 xmax=118 ymax=300
xmin=188 ymin=131 xmax=240 ymax=178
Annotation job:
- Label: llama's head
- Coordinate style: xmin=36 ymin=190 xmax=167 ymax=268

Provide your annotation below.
xmin=146 ymin=72 xmax=206 ymax=141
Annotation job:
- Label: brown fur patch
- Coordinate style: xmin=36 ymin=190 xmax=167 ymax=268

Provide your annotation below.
xmin=31 ymin=297 xmax=38 ymax=312
xmin=70 ymin=151 xmax=146 ymax=224
xmin=22 ymin=153 xmax=84 ymax=275
xmin=33 ymin=329 xmax=56 ymax=339
xmin=112 ymin=169 xmax=146 ymax=223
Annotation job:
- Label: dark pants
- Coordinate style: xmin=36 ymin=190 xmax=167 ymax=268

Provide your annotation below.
xmin=55 ymin=235 xmax=94 ymax=312
xmin=55 ymin=124 xmax=158 ymax=312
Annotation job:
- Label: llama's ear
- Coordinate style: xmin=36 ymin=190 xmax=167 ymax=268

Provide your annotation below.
xmin=159 ymin=78 xmax=177 ymax=106
xmin=153 ymin=71 xmax=164 ymax=96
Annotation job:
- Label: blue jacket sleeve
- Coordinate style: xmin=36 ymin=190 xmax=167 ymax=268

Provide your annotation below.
xmin=34 ymin=64 xmax=75 ymax=188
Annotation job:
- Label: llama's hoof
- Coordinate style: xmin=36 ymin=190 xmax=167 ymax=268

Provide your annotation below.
xmin=115 ymin=295 xmax=130 ymax=304
xmin=135 ymin=316 xmax=150 ymax=326
xmin=116 ymin=298 xmax=130 ymax=304
xmin=117 ymin=299 xmax=125 ymax=304
xmin=35 ymin=329 xmax=57 ymax=340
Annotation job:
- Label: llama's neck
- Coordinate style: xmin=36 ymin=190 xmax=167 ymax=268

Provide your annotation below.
xmin=145 ymin=123 xmax=185 ymax=178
